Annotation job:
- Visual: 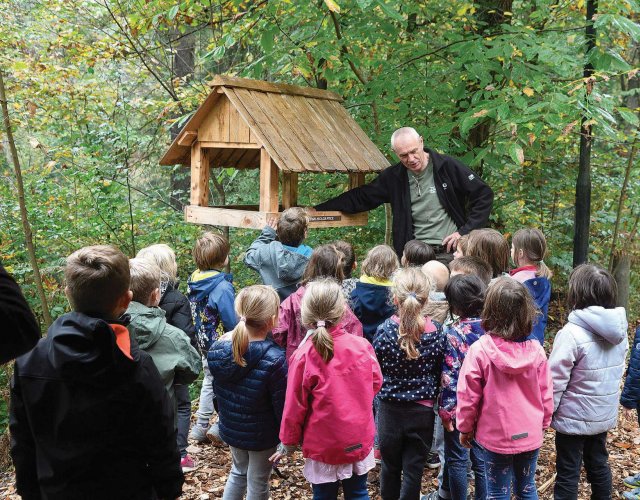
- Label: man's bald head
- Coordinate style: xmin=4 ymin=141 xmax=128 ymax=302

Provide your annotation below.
xmin=390 ymin=127 xmax=421 ymax=150
xmin=390 ymin=127 xmax=428 ymax=174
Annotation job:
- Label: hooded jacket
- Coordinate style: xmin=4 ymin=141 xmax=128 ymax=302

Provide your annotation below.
xmin=549 ymin=306 xmax=629 ymax=435
xmin=456 ymin=334 xmax=553 ymax=454
xmin=208 ymin=336 xmax=287 ymax=451
xmin=315 ymin=149 xmax=493 ymax=256
xmin=10 ymin=312 xmax=183 ymax=500
xmin=187 ymin=270 xmax=237 ymax=352
xmin=280 ymin=326 xmax=382 ymax=465
xmin=350 ymin=280 xmax=395 ymax=342
xmin=511 ymin=267 xmax=551 ymax=344
xmin=159 ymin=281 xmax=197 ymax=350
xmin=621 ymin=325 xmax=640 ymax=412
xmin=244 ymin=226 xmax=311 ymax=301
xmin=272 ymin=285 xmax=364 ymax=362
xmin=127 ymin=302 xmax=201 ymax=405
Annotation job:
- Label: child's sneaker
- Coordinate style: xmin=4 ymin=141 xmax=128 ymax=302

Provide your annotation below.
xmin=188 ymin=424 xmax=208 ymax=443
xmin=425 ymin=452 xmax=441 ymax=469
xmin=626 ymin=473 xmax=640 ymax=488
xmin=206 ymin=422 xmax=226 ymax=447
xmin=180 ymin=454 xmax=196 ymax=472
xmin=623 ymin=488 xmax=640 ymax=500
xmin=374 ymin=448 xmax=381 ymax=464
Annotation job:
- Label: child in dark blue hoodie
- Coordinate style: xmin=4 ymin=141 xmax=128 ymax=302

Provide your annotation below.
xmin=509 ymin=228 xmax=552 ymax=345
xmin=187 ymin=232 xmax=237 ymax=444
xmin=351 ymin=245 xmax=399 ymax=343
xmin=208 ymin=285 xmax=287 ymax=499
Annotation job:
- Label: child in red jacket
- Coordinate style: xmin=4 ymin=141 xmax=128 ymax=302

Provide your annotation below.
xmin=273 ymin=279 xmax=382 ymax=499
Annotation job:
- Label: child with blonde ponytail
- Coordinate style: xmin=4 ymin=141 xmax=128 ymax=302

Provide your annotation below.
xmin=208 ymin=285 xmax=287 ymax=500
xmin=373 ymin=267 xmax=446 ymax=500
xmin=274 ymin=279 xmax=382 ymax=500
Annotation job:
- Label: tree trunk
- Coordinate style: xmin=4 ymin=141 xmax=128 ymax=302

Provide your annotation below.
xmin=0 ymin=69 xmax=52 ymax=327
xmin=612 ymin=252 xmax=631 ymax=309
xmin=572 ymin=0 xmax=598 ymax=267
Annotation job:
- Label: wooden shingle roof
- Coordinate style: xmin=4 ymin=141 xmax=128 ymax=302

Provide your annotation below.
xmin=159 ymin=75 xmax=390 ymax=173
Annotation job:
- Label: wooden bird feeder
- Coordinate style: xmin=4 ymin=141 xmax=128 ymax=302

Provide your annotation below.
xmin=159 ymin=75 xmax=389 ymax=229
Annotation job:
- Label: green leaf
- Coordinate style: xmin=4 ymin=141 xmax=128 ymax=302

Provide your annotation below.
xmin=356 ymin=0 xmax=373 ymax=8
xmin=617 ymin=107 xmax=639 ymax=127
xmin=167 ymin=5 xmax=179 ymax=20
xmin=373 ymin=0 xmax=404 ymax=22
xmin=509 ymin=143 xmax=524 ymax=165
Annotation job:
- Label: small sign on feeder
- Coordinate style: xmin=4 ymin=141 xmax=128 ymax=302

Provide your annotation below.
xmin=159 ymin=75 xmax=390 ymax=228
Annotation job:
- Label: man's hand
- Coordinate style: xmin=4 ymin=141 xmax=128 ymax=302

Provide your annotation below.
xmin=459 ymin=430 xmax=474 ymax=449
xmin=442 ymin=231 xmax=461 ymax=253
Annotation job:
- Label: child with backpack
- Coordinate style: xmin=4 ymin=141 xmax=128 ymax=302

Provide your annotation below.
xmin=549 ymin=264 xmax=628 ymax=500
xmin=456 ymin=278 xmax=553 ymax=500
xmin=509 ymin=228 xmax=552 ymax=344
xmin=208 ymin=285 xmax=287 ymax=500
xmin=373 ymin=267 xmax=446 ymax=499
xmin=274 ymin=279 xmax=382 ymax=499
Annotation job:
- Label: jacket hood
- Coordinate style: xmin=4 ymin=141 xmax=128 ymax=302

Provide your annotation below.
xmin=480 ymin=334 xmax=544 ymax=374
xmin=270 ymin=245 xmax=310 ymax=282
xmin=209 ymin=339 xmax=278 ymax=382
xmin=523 ymin=276 xmax=551 ymax=304
xmin=354 ymin=281 xmax=393 ymax=310
xmin=126 ymin=301 xmax=167 ymax=350
xmin=188 ymin=270 xmax=232 ymax=300
xmin=45 ymin=312 xmax=135 ymax=380
xmin=568 ymin=306 xmax=628 ymax=345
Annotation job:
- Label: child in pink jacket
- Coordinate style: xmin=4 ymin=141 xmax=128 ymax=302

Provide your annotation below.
xmin=456 ymin=278 xmax=553 ymax=500
xmin=272 ymin=279 xmax=382 ymax=499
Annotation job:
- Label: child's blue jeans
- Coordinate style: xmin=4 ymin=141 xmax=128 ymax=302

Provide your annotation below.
xmin=442 ymin=428 xmax=486 ymax=500
xmin=311 ymin=473 xmax=369 ymax=500
xmin=483 ymin=447 xmax=539 ymax=499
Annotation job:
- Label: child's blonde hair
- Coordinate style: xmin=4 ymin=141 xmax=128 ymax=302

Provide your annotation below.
xmin=129 ymin=258 xmax=161 ymax=306
xmin=65 ymin=245 xmax=130 ymax=316
xmin=392 ymin=267 xmax=431 ymax=360
xmin=511 ymin=228 xmax=552 ymax=279
xmin=301 ymin=279 xmax=346 ymax=363
xmin=136 ymin=244 xmax=178 ymax=283
xmin=466 ymin=229 xmax=509 ymax=278
xmin=361 ymin=245 xmax=399 ymax=281
xmin=482 ymin=278 xmax=538 ymax=340
xmin=231 ymin=285 xmax=280 ymax=367
xmin=193 ymin=232 xmax=230 ymax=270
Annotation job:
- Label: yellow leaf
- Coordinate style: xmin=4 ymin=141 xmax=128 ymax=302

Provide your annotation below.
xmin=523 ymin=87 xmax=534 ymax=97
xmin=473 ymin=109 xmax=489 ymax=118
xmin=456 ymin=5 xmax=469 ymax=16
xmin=324 ymin=0 xmax=340 ymax=12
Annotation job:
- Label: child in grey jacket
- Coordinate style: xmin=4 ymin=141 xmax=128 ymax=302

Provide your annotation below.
xmin=244 ymin=208 xmax=312 ymax=301
xmin=549 ymin=264 xmax=628 ymax=500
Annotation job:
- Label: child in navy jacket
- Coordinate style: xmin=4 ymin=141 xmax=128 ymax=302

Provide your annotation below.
xmin=621 ymin=325 xmax=640 ymax=498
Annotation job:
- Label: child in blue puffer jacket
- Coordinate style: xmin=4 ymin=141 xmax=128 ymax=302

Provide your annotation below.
xmin=209 ymin=285 xmax=287 ymax=500
xmin=621 ymin=325 xmax=640 ymax=499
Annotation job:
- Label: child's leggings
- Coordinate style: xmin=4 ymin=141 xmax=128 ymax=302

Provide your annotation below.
xmin=483 ymin=447 xmax=539 ymax=499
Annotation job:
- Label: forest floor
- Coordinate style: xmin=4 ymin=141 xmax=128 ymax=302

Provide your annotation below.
xmin=3 ymin=408 xmax=636 ymax=499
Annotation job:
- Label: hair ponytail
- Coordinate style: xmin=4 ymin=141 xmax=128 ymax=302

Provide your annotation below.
xmin=230 ymin=285 xmax=280 ymax=367
xmin=393 ymin=268 xmax=429 ymax=360
xmin=512 ymin=228 xmax=552 ymax=279
xmin=301 ymin=279 xmax=346 ymax=364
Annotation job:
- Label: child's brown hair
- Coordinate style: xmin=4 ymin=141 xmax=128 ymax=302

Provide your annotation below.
xmin=301 ymin=279 xmax=346 ymax=363
xmin=129 ymin=258 xmax=161 ymax=306
xmin=65 ymin=245 xmax=130 ymax=317
xmin=392 ymin=267 xmax=431 ymax=360
xmin=512 ymin=228 xmax=552 ymax=279
xmin=566 ymin=264 xmax=617 ymax=311
xmin=455 ymin=234 xmax=469 ymax=257
xmin=402 ymin=240 xmax=436 ymax=267
xmin=231 ymin=285 xmax=280 ymax=367
xmin=302 ymin=244 xmax=345 ymax=284
xmin=332 ymin=240 xmax=356 ymax=279
xmin=361 ymin=245 xmax=399 ymax=281
xmin=466 ymin=229 xmax=509 ymax=278
xmin=482 ymin=277 xmax=538 ymax=340
xmin=277 ymin=207 xmax=308 ymax=247
xmin=449 ymin=256 xmax=492 ymax=285
xmin=193 ymin=232 xmax=230 ymax=270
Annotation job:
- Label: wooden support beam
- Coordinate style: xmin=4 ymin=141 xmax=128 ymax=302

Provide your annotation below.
xmin=177 ymin=131 xmax=197 ymax=147
xmin=259 ymin=148 xmax=279 ymax=212
xmin=199 ymin=141 xmax=261 ymax=149
xmin=190 ymin=143 xmax=210 ymax=206
xmin=282 ymin=172 xmax=299 ymax=209
xmin=349 ymin=172 xmax=366 ymax=190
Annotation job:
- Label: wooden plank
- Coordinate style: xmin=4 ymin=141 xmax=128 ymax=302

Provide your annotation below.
xmin=216 ymin=96 xmax=230 ymax=142
xmin=349 ymin=172 xmax=366 ymax=189
xmin=185 ymin=206 xmax=368 ymax=228
xmin=199 ymin=141 xmax=260 ymax=149
xmin=211 ymin=147 xmax=236 ymax=168
xmin=177 ymin=131 xmax=197 ymax=147
xmin=190 ymin=143 xmax=209 ymax=206
xmin=225 ymin=146 xmax=251 ymax=168
xmin=185 ymin=205 xmax=275 ymax=229
xmin=209 ymin=74 xmax=343 ymax=102
xmin=282 ymin=172 xmax=299 ymax=209
xmin=327 ymin=100 xmax=389 ymax=171
xmin=224 ymin=88 xmax=294 ymax=172
xmin=235 ymin=149 xmax=260 ymax=169
xmin=236 ymin=113 xmax=252 ymax=143
xmin=259 ymin=149 xmax=279 ymax=212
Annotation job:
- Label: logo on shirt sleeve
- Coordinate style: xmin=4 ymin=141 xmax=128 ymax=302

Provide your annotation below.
xmin=468 ymin=174 xmax=475 ymax=181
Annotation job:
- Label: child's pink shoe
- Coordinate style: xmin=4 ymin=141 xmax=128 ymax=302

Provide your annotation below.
xmin=180 ymin=454 xmax=196 ymax=472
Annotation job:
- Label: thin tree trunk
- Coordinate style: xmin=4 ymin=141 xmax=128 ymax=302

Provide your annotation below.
xmin=384 ymin=204 xmax=392 ymax=246
xmin=0 ymin=69 xmax=52 ymax=327
xmin=612 ymin=252 xmax=631 ymax=309
xmin=608 ymin=141 xmax=637 ymax=271
xmin=573 ymin=0 xmax=598 ymax=267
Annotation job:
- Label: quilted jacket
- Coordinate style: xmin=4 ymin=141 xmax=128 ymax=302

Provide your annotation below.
xmin=621 ymin=325 xmax=640 ymax=411
xmin=159 ymin=281 xmax=197 ymax=350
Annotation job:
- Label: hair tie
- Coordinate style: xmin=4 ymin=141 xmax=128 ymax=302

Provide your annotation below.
xmin=408 ymin=292 xmax=417 ymax=299
xmin=239 ymin=316 xmax=247 ymax=322
xmin=316 ymin=320 xmax=326 ymax=328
